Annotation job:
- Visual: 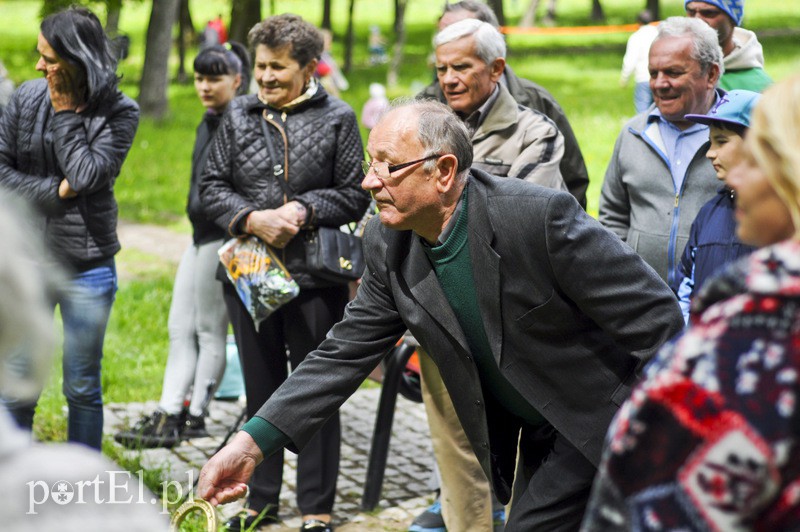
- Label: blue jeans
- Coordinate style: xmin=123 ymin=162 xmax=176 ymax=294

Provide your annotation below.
xmin=6 ymin=260 xmax=117 ymax=450
xmin=634 ymin=82 xmax=654 ymax=113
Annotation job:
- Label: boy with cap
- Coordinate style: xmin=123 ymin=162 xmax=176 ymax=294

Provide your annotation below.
xmin=685 ymin=0 xmax=772 ymax=92
xmin=676 ymin=89 xmax=761 ymax=322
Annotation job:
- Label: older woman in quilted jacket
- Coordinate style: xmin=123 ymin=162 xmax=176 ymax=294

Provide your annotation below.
xmin=200 ymin=14 xmax=369 ymax=532
xmin=0 ymin=7 xmax=138 ymax=451
xmin=583 ymin=75 xmax=800 ymax=531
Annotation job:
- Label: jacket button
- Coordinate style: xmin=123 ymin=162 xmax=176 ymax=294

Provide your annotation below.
xmin=481 ymin=442 xmax=488 ymax=449
xmin=475 ymin=400 xmax=482 ymax=407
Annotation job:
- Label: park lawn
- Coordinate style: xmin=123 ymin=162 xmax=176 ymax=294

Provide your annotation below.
xmin=0 ymin=0 xmax=797 ymax=446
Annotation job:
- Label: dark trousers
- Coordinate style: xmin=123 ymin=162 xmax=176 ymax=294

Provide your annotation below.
xmin=223 ymin=282 xmax=348 ymax=516
xmin=506 ymin=423 xmax=598 ymax=531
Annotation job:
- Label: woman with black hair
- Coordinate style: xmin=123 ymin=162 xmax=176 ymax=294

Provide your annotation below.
xmin=0 ymin=6 xmax=139 ymax=450
xmin=115 ymin=42 xmax=251 ymax=449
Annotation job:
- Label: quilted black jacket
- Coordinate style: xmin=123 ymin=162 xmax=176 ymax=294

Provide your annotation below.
xmin=200 ymin=86 xmax=370 ymax=288
xmin=0 ymin=78 xmax=139 ymax=269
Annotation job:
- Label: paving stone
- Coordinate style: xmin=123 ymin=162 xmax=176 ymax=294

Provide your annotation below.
xmin=105 ymin=387 xmax=434 ymax=529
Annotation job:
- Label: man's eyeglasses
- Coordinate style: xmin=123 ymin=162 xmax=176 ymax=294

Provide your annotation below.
xmin=362 ymin=154 xmax=443 ymax=180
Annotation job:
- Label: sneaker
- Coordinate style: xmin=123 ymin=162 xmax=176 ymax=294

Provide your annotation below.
xmin=408 ymin=498 xmax=445 ymax=532
xmin=492 ymin=508 xmax=506 ymax=532
xmin=182 ymin=414 xmax=209 ymax=439
xmin=300 ymin=518 xmax=333 ymax=531
xmin=114 ymin=410 xmax=182 ymax=449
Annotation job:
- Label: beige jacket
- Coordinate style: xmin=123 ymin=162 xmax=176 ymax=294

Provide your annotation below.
xmin=471 ymin=83 xmax=566 ymax=192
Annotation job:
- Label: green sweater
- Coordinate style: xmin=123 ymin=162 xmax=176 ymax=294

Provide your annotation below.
xmin=422 ymin=187 xmax=544 ymax=427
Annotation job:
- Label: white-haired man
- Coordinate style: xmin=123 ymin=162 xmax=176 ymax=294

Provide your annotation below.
xmin=600 ymin=17 xmax=724 ymax=292
xmin=412 ymin=17 xmax=569 ymax=532
xmin=197 ymin=100 xmax=684 ymax=531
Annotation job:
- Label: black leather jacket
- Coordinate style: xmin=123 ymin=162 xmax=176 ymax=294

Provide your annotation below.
xmin=0 ymin=78 xmax=139 ymax=270
xmin=200 ymin=85 xmax=369 ymax=288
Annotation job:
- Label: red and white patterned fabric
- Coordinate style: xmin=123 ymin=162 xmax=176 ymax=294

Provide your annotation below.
xmin=583 ymin=239 xmax=800 ymax=531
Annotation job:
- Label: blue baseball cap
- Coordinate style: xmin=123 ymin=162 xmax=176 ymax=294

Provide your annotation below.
xmin=685 ymin=90 xmax=761 ymax=130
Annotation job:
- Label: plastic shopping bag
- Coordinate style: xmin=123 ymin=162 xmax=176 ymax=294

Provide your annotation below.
xmin=218 ymin=236 xmax=299 ymax=329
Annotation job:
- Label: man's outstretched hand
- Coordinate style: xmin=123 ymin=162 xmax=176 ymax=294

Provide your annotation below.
xmin=197 ymin=431 xmax=264 ymax=506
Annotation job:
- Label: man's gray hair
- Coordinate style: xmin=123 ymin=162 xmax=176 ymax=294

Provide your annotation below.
xmin=655 ymin=17 xmax=725 ymax=75
xmin=386 ymin=98 xmax=473 ymax=183
xmin=441 ymin=1 xmax=500 ymax=28
xmin=434 ymin=18 xmax=506 ymax=65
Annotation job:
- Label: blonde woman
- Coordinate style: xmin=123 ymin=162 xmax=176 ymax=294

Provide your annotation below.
xmin=584 ymin=74 xmax=800 ymax=530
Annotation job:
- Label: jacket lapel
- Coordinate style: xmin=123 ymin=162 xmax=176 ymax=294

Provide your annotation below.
xmin=467 ymin=176 xmax=504 ymax=366
xmin=405 ymin=236 xmax=471 ymax=355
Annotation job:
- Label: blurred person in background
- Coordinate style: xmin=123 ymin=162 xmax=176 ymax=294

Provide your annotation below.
xmin=199 ymin=14 xmax=369 ymax=532
xmin=0 ymin=6 xmax=139 ymax=451
xmin=583 ymin=74 xmax=800 ymax=531
xmin=0 ymin=189 xmax=167 ymax=531
xmin=620 ymin=10 xmax=658 ymax=113
xmin=115 ymin=42 xmax=250 ymax=449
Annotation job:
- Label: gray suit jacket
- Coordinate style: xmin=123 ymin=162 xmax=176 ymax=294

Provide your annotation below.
xmin=256 ymin=169 xmax=683 ymax=503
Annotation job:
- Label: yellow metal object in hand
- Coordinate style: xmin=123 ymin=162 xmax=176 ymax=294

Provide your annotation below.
xmin=170 ymin=498 xmax=218 ymax=531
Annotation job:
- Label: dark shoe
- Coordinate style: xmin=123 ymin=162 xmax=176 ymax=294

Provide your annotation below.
xmin=408 ymin=498 xmax=445 ymax=532
xmin=300 ymin=519 xmax=333 ymax=532
xmin=224 ymin=509 xmax=278 ymax=531
xmin=114 ymin=410 xmax=182 ymax=449
xmin=181 ymin=414 xmax=209 ymax=439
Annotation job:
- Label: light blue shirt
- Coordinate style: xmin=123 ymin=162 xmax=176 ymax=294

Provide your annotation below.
xmin=648 ymin=109 xmax=709 ymax=193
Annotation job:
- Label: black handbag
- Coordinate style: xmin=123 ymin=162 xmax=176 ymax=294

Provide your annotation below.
xmin=261 ymin=114 xmax=365 ymax=284
xmin=304 ymin=226 xmax=365 ymax=283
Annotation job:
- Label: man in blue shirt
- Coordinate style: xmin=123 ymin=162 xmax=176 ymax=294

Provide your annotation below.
xmin=600 ymin=17 xmax=724 ymax=292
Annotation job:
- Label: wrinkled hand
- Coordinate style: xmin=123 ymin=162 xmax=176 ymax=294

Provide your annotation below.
xmin=197 ymin=431 xmax=263 ymax=506
xmin=246 ymin=205 xmax=300 ymax=248
xmin=59 ymin=178 xmax=77 ymax=199
xmin=45 ymin=64 xmax=85 ymax=113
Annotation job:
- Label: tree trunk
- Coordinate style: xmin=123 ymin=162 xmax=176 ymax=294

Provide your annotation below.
xmin=487 ymin=0 xmax=505 ymax=27
xmin=176 ymin=0 xmax=195 ymax=84
xmin=387 ymin=0 xmax=407 ymax=88
xmin=343 ymin=0 xmax=356 ymax=73
xmin=105 ymin=0 xmax=123 ymax=35
xmin=179 ymin=0 xmax=196 ymax=41
xmin=591 ymin=0 xmax=605 ymax=21
xmin=230 ymin=0 xmax=261 ymax=45
xmin=520 ymin=0 xmax=542 ymax=27
xmin=393 ymin=0 xmax=400 ymax=34
xmin=321 ymin=0 xmax=332 ymax=30
xmin=646 ymin=0 xmax=660 ymax=20
xmin=138 ymin=0 xmax=179 ymax=120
